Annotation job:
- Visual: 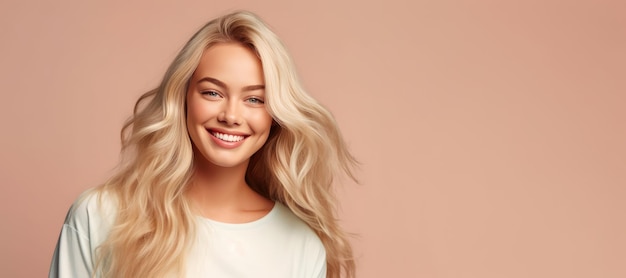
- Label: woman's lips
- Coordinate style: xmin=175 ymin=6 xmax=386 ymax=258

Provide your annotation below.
xmin=211 ymin=131 xmax=245 ymax=142
xmin=207 ymin=129 xmax=249 ymax=149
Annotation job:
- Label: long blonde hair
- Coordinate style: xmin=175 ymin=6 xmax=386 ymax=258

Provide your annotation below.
xmin=96 ymin=10 xmax=357 ymax=278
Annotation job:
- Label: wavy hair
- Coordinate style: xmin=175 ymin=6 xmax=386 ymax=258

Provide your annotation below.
xmin=95 ymin=10 xmax=357 ymax=278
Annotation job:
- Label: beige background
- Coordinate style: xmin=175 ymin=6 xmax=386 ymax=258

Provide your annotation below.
xmin=1 ymin=0 xmax=625 ymax=277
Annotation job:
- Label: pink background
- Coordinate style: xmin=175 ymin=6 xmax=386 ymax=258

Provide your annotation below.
xmin=1 ymin=0 xmax=625 ymax=277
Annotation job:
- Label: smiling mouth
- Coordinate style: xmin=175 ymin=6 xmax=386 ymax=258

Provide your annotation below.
xmin=209 ymin=130 xmax=247 ymax=142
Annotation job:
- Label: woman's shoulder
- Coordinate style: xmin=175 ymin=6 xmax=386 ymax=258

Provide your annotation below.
xmin=271 ymin=203 xmax=327 ymax=276
xmin=271 ymin=203 xmax=324 ymax=245
xmin=63 ymin=188 xmax=118 ymax=234
xmin=50 ymin=188 xmax=119 ymax=277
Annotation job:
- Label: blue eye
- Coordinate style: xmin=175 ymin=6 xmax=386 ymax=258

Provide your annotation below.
xmin=201 ymin=90 xmax=220 ymax=97
xmin=247 ymin=97 xmax=264 ymax=104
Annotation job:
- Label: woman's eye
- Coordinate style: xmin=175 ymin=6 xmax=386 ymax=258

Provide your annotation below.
xmin=201 ymin=90 xmax=220 ymax=97
xmin=247 ymin=97 xmax=264 ymax=104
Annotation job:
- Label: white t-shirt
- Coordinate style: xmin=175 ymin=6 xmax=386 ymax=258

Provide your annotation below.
xmin=49 ymin=191 xmax=327 ymax=278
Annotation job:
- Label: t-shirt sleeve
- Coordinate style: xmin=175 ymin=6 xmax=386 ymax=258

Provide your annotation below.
xmin=49 ymin=223 xmax=94 ymax=278
xmin=312 ymin=251 xmax=327 ymax=278
xmin=307 ymin=235 xmax=327 ymax=278
xmin=49 ymin=191 xmax=111 ymax=278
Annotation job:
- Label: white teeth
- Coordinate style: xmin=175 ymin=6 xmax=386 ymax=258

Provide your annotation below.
xmin=213 ymin=131 xmax=245 ymax=142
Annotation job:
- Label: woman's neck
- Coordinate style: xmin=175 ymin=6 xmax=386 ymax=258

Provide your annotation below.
xmin=186 ymin=157 xmax=273 ymax=222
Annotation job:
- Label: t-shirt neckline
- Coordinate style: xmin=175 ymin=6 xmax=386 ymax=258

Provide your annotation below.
xmin=198 ymin=202 xmax=280 ymax=229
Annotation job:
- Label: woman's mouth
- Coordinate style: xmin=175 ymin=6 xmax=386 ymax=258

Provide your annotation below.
xmin=209 ymin=130 xmax=247 ymax=142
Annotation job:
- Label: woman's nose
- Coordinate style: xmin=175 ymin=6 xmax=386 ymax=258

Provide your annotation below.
xmin=218 ymin=101 xmax=242 ymax=126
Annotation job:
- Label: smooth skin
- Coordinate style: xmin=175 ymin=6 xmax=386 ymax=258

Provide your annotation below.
xmin=185 ymin=42 xmax=274 ymax=223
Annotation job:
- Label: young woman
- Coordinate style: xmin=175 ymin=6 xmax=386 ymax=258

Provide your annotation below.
xmin=49 ymin=10 xmax=357 ymax=278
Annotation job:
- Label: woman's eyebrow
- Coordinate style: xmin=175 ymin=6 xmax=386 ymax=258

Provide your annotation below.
xmin=243 ymin=84 xmax=265 ymax=91
xmin=198 ymin=77 xmax=227 ymax=89
xmin=197 ymin=76 xmax=264 ymax=91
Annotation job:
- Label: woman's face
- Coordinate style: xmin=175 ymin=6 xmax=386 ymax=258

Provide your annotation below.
xmin=186 ymin=42 xmax=272 ymax=168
